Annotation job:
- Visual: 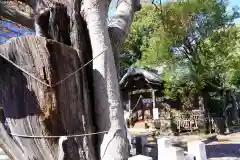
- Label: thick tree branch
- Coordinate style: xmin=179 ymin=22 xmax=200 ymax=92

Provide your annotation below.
xmin=108 ymin=0 xmax=141 ymax=73
xmin=109 ymin=0 xmax=141 ymax=36
xmin=0 ymin=1 xmax=34 ymax=29
xmin=0 ymin=0 xmax=72 ymax=30
xmin=84 ymin=0 xmax=130 ymax=159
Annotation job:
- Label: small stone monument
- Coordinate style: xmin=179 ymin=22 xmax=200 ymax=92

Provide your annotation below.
xmin=187 ymin=141 xmax=207 ymax=160
xmin=166 ymin=147 xmax=184 ymax=160
xmin=128 ymin=155 xmax=152 ymax=160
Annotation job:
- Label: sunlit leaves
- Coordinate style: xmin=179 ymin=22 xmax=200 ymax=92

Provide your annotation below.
xmin=123 ymin=0 xmax=240 ymax=99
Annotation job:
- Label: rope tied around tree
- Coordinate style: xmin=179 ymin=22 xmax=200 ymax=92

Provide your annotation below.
xmin=10 ymin=130 xmax=109 ymax=139
xmin=0 ymin=47 xmax=106 ymax=88
xmin=0 ymin=44 xmax=109 ymax=139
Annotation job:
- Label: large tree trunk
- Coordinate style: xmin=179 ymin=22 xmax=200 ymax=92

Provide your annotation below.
xmin=84 ymin=1 xmax=129 ymax=159
xmin=0 ymin=36 xmax=96 ymax=160
xmin=0 ymin=0 xmax=141 ymax=159
xmin=83 ymin=0 xmax=140 ymax=159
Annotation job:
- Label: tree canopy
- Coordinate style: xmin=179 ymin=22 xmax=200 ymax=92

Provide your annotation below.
xmin=122 ymin=0 xmax=240 ymax=99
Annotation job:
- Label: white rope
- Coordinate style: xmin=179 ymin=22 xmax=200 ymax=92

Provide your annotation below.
xmin=51 ymin=49 xmax=105 ymax=87
xmin=0 ymin=49 xmax=106 ymax=88
xmin=10 ymin=130 xmax=108 ymax=139
xmin=130 ymin=95 xmax=142 ymax=113
xmin=0 ymin=53 xmax=51 ymax=87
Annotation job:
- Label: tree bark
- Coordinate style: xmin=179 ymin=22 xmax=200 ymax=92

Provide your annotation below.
xmin=231 ymin=91 xmax=239 ymax=121
xmin=0 ymin=36 xmax=96 ymax=160
xmin=83 ymin=0 xmax=140 ymax=159
xmin=108 ymin=0 xmax=141 ymax=74
xmin=84 ymin=0 xmax=129 ymax=159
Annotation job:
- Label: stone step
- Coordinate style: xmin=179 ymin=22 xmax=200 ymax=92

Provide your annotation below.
xmin=128 ymin=155 xmax=152 ymax=160
xmin=0 ymin=149 xmax=9 ymax=160
xmin=0 ymin=149 xmax=4 ymax=154
xmin=0 ymin=155 xmax=9 ymax=160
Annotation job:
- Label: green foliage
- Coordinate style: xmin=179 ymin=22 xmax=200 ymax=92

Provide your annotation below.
xmin=198 ymin=26 xmax=240 ymax=88
xmin=162 ymin=61 xmax=205 ymax=99
xmin=121 ymin=4 xmax=161 ymax=68
xmin=119 ymin=51 xmax=140 ymax=68
xmin=123 ymin=0 xmax=240 ymax=99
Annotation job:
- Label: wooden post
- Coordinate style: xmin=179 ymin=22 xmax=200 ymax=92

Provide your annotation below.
xmin=151 ymin=89 xmax=155 ymax=119
xmin=128 ymin=93 xmax=131 ymax=113
xmin=135 ymin=136 xmax=142 ymax=154
xmin=141 ymin=95 xmax=144 ymax=121
xmin=152 ymin=90 xmax=156 ymax=109
xmin=135 ymin=135 xmax=148 ymax=155
xmin=152 ymin=90 xmax=159 ymax=120
xmin=128 ymin=93 xmax=134 ymax=128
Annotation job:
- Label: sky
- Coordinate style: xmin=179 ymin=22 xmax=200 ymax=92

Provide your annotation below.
xmin=228 ymin=0 xmax=240 ymax=23
xmin=229 ymin=0 xmax=240 ymax=8
xmin=0 ymin=0 xmax=240 ymax=44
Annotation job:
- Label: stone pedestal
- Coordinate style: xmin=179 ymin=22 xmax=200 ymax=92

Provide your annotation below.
xmin=157 ymin=138 xmax=172 ymax=159
xmin=128 ymin=155 xmax=152 ymax=160
xmin=166 ymin=147 xmax=184 ymax=160
xmin=185 ymin=153 xmax=195 ymax=160
xmin=187 ymin=141 xmax=207 ymax=160
xmin=135 ymin=135 xmax=148 ymax=155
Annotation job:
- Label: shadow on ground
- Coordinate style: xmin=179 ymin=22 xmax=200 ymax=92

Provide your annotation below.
xmin=206 ymin=143 xmax=240 ymax=158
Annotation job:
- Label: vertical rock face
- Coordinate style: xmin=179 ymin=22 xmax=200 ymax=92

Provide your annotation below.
xmin=0 ymin=36 xmax=95 ymax=160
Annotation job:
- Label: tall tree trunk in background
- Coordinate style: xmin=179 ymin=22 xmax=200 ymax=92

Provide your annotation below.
xmin=222 ymin=90 xmax=230 ymax=133
xmin=200 ymin=91 xmax=210 ymax=134
xmin=85 ymin=0 xmax=128 ymax=157
xmin=231 ymin=91 xmax=239 ymax=121
xmin=0 ymin=0 xmax=141 ymax=159
xmin=84 ymin=0 xmax=140 ymax=159
xmin=108 ymin=0 xmax=141 ymax=75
